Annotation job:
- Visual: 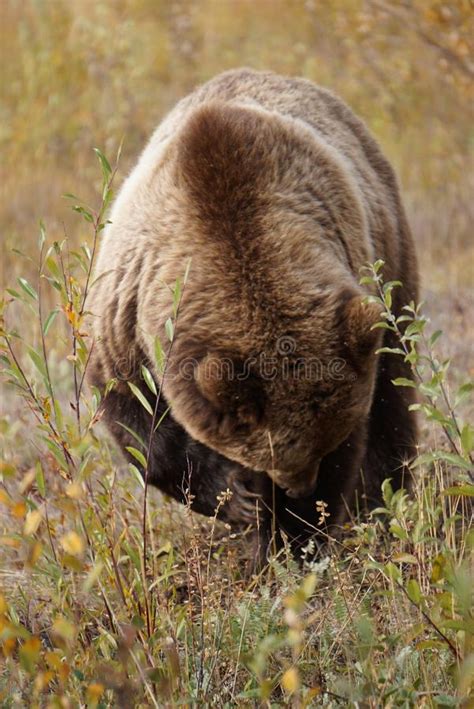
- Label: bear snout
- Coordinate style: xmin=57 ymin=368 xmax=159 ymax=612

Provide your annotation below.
xmin=271 ymin=458 xmax=321 ymax=499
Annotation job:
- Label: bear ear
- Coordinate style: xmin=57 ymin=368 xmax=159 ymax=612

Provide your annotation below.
xmin=342 ymin=295 xmax=384 ymax=361
xmin=194 ymin=353 xmax=265 ymax=429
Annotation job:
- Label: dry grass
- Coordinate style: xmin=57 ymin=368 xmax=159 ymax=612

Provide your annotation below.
xmin=1 ymin=1 xmax=473 ymax=707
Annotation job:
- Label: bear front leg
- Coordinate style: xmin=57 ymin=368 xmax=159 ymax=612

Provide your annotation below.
xmin=363 ymin=348 xmax=418 ymax=506
xmin=223 ymin=467 xmax=278 ymax=573
xmin=98 ymin=383 xmax=275 ymax=546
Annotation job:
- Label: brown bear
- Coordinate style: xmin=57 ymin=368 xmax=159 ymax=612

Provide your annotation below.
xmin=88 ymin=68 xmax=418 ymax=561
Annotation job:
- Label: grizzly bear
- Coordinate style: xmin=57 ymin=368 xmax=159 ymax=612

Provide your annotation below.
xmin=89 ymin=68 xmax=418 ymax=561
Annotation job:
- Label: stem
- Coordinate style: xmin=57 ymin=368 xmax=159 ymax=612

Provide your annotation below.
xmin=420 ymin=331 xmax=473 ymax=469
xmin=397 ymin=581 xmax=461 ymax=663
xmin=37 ymin=240 xmax=58 ymax=429
xmin=4 ymin=336 xmax=75 ymax=471
xmin=141 ymin=281 xmax=186 ymax=636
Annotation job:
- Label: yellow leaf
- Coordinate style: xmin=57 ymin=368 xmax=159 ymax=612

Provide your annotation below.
xmin=0 ymin=490 xmax=10 ymax=506
xmin=26 ymin=541 xmax=43 ymax=567
xmin=82 ymin=561 xmax=103 ymax=592
xmin=0 ymin=595 xmax=7 ymax=614
xmin=19 ymin=636 xmax=41 ymax=671
xmin=62 ymin=554 xmax=83 ymax=572
xmin=53 ymin=617 xmax=76 ymax=642
xmin=0 ymin=536 xmax=21 ymax=549
xmin=0 ymin=463 xmax=15 ymax=478
xmin=19 ymin=468 xmax=36 ymax=494
xmin=1 ymin=637 xmax=16 ymax=657
xmin=12 ymin=502 xmax=26 ymax=518
xmin=66 ymin=481 xmax=84 ymax=499
xmin=87 ymin=683 xmax=105 ymax=701
xmin=45 ymin=650 xmax=63 ymax=670
xmin=60 ymin=531 xmax=84 ymax=556
xmin=281 ymin=667 xmax=300 ymax=693
xmin=34 ymin=670 xmax=54 ymax=692
xmin=58 ymin=661 xmax=70 ymax=681
xmin=24 ymin=509 xmax=43 ymax=536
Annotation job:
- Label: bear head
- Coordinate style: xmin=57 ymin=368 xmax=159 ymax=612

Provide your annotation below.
xmin=144 ymin=102 xmax=382 ymax=498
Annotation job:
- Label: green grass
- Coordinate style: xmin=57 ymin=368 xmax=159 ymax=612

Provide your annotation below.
xmin=0 ymin=150 xmax=472 ymax=708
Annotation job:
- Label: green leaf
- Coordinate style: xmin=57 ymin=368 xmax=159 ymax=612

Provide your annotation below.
xmin=141 ymin=365 xmax=157 ymax=396
xmin=127 ymin=382 xmax=154 ymax=416
xmin=371 ymin=321 xmax=391 ymax=330
xmin=153 ymin=405 xmax=170 ymax=433
xmin=423 ymin=406 xmax=450 ymax=425
xmin=406 ymin=579 xmax=421 ymax=604
xmin=376 ymin=347 xmax=405 ymax=356
xmin=27 ymin=346 xmax=47 ymax=379
xmin=392 ymin=553 xmax=418 ymax=564
xmin=45 ymin=253 xmax=62 ymax=280
xmin=126 ymin=446 xmax=148 ymax=469
xmin=165 ymin=317 xmax=174 ymax=342
xmin=183 ymin=258 xmax=192 ymax=284
xmin=454 ymin=382 xmax=474 ymax=408
xmin=404 ymin=320 xmax=427 ymax=338
xmin=436 ymin=452 xmax=472 ymax=470
xmin=38 ymin=220 xmax=46 ymax=249
xmin=35 ymin=462 xmax=45 ymax=497
xmin=11 ymin=249 xmax=34 ymax=263
xmin=116 ymin=421 xmax=146 ymax=450
xmin=42 ymin=437 xmax=67 ymax=469
xmin=173 ymin=277 xmax=182 ymax=316
xmin=392 ymin=377 xmax=416 ymax=388
xmin=429 ymin=329 xmax=443 ymax=346
xmin=128 ymin=463 xmax=145 ymax=489
xmin=72 ymin=205 xmax=94 ymax=223
xmin=17 ymin=278 xmax=38 ymax=301
xmin=383 ymin=280 xmax=403 ymax=292
xmin=389 ymin=523 xmax=408 ymax=540
xmin=412 ymin=452 xmax=438 ymax=468
xmin=373 ymin=259 xmax=385 ymax=273
xmin=364 ymin=294 xmax=383 ymax=305
xmin=416 ymin=639 xmax=446 ymax=651
xmin=381 ymin=478 xmax=393 ymax=505
xmin=461 ymin=423 xmax=474 ymax=455
xmin=419 ymin=383 xmax=440 ymax=400
xmin=301 ymin=573 xmax=317 ymax=599
xmin=384 ymin=562 xmax=401 ymax=583
xmin=43 ymin=309 xmax=59 ymax=335
xmin=154 ymin=336 xmax=165 ymax=373
xmin=442 ymin=484 xmax=474 ymax=497
xmin=93 ymin=147 xmax=112 ymax=181
xmin=413 ymin=451 xmax=472 ymax=471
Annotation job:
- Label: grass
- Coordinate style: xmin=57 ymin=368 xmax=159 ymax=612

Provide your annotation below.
xmin=0 ymin=148 xmax=472 ymax=708
xmin=1 ymin=2 xmax=473 ymax=705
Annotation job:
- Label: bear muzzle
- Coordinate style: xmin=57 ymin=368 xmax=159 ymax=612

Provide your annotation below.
xmin=271 ymin=458 xmax=321 ymax=499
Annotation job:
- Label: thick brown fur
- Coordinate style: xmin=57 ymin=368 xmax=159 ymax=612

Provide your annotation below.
xmin=89 ymin=69 xmax=418 ymax=559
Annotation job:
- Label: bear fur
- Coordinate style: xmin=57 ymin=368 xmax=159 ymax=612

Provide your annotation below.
xmin=88 ymin=68 xmax=418 ymax=559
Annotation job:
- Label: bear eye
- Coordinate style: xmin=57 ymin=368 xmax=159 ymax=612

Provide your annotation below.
xmin=311 ymin=389 xmax=333 ymax=411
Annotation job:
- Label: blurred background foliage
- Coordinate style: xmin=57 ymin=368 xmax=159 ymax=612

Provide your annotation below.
xmin=1 ymin=0 xmax=473 ymax=296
